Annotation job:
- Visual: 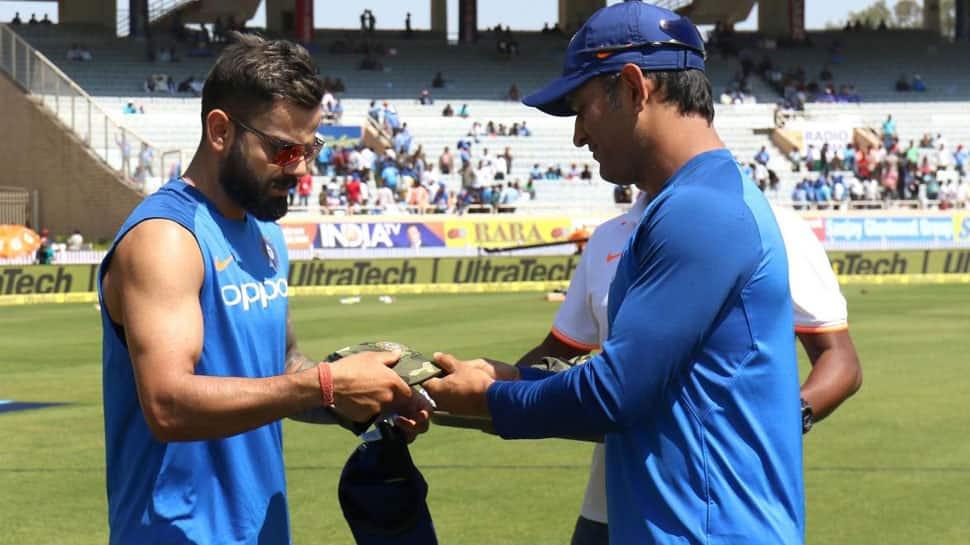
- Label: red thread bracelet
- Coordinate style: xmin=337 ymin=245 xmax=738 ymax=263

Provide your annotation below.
xmin=317 ymin=362 xmax=334 ymax=407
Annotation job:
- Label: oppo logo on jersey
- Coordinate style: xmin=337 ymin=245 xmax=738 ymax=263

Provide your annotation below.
xmin=221 ymin=279 xmax=289 ymax=311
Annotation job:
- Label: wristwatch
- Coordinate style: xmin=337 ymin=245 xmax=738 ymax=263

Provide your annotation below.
xmin=800 ymin=398 xmax=814 ymax=434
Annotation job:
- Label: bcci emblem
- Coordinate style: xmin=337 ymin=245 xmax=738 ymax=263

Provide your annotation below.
xmin=263 ymin=237 xmax=279 ymax=271
xmin=375 ymin=341 xmax=405 ymax=352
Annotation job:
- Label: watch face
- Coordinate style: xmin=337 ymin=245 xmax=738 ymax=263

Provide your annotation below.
xmin=801 ymin=399 xmax=813 ymax=434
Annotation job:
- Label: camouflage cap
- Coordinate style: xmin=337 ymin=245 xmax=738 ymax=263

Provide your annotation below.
xmin=532 ymin=353 xmax=594 ymax=373
xmin=326 ymin=341 xmax=443 ymax=387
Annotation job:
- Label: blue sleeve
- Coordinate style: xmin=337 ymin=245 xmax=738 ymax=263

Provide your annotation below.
xmin=518 ymin=367 xmax=555 ymax=381
xmin=487 ymin=186 xmax=761 ymax=438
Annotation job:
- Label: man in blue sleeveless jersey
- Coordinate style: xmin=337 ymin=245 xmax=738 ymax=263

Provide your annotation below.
xmin=99 ymin=33 xmax=429 ymax=544
xmin=425 ymin=3 xmax=805 ymax=544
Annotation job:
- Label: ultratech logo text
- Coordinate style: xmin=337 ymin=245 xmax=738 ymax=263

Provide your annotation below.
xmin=451 ymin=257 xmax=577 ymax=283
xmin=287 ymin=257 xmax=578 ymax=287
xmin=830 ymin=252 xmax=908 ymax=275
xmin=939 ymin=250 xmax=970 ymax=273
xmin=290 ymin=261 xmax=418 ymax=286
xmin=828 ymin=250 xmax=970 ymax=275
xmin=0 ymin=267 xmax=74 ymax=294
xmin=221 ymin=279 xmax=289 ymax=311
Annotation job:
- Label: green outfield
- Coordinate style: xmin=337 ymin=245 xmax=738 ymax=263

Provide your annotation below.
xmin=1 ymin=285 xmax=969 ymax=544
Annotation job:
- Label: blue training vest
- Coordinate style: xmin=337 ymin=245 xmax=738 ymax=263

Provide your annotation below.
xmin=99 ymin=180 xmax=291 ymax=545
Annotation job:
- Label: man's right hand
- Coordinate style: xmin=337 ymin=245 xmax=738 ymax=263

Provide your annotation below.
xmin=328 ymin=350 xmax=412 ymax=422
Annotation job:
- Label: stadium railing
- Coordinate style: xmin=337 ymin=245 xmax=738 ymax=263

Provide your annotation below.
xmin=0 ymin=186 xmax=32 ymax=226
xmin=773 ymin=199 xmax=966 ymax=211
xmin=283 ymin=198 xmax=968 ymax=217
xmin=283 ymin=201 xmax=629 ymax=217
xmin=0 ymin=24 xmax=180 ymax=192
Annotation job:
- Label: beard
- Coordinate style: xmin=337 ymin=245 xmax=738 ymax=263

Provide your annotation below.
xmin=218 ymin=141 xmax=296 ymax=221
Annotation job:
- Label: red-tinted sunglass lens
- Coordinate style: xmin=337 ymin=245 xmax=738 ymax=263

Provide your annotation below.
xmin=275 ymin=145 xmax=304 ymax=167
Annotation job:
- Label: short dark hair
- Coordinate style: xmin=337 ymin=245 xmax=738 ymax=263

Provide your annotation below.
xmin=201 ymin=32 xmax=323 ymax=132
xmin=603 ymin=68 xmax=715 ymax=125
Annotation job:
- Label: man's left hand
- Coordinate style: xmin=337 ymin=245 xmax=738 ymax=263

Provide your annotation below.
xmin=422 ymin=353 xmax=494 ymax=417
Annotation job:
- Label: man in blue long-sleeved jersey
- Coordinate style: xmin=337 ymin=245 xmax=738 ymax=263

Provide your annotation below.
xmin=423 ymin=3 xmax=805 ymax=544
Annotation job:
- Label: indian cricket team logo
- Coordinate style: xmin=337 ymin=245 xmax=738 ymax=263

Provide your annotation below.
xmin=263 ymin=237 xmax=279 ymax=271
xmin=375 ymin=341 xmax=405 ymax=352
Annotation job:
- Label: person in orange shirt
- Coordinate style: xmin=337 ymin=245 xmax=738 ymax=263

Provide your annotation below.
xmin=406 ymin=178 xmax=429 ymax=213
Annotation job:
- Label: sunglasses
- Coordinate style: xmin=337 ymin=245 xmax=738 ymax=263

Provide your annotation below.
xmin=578 ymin=18 xmax=706 ymax=60
xmin=227 ymin=114 xmax=325 ymax=167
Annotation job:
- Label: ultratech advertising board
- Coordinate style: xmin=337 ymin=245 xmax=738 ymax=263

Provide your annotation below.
xmin=4 ymin=251 xmax=970 ymax=305
xmin=0 ymin=257 xmax=579 ymax=305
xmin=0 ymin=265 xmax=98 ymax=296
xmin=287 ymin=256 xmax=580 ymax=286
xmin=827 ymin=249 xmax=970 ymax=275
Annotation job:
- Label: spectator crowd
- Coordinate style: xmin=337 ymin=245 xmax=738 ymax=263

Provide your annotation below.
xmin=759 ymin=55 xmax=862 ymax=110
xmin=303 ymin=99 xmax=541 ymax=215
xmin=787 ymin=117 xmax=968 ymax=209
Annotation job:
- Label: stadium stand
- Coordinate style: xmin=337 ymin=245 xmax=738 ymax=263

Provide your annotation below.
xmin=747 ymin=30 xmax=969 ymax=103
xmin=76 ymin=96 xmax=791 ymax=213
xmin=12 ymin=24 xmax=746 ymax=100
xmin=8 ymin=22 xmax=969 ymax=218
xmin=9 ymin=23 xmax=797 ymax=211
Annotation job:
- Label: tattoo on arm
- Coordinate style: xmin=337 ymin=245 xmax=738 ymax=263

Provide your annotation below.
xmin=284 ymin=309 xmax=316 ymax=374
xmin=286 ymin=349 xmax=316 ymax=374
xmin=283 ymin=309 xmax=338 ymax=425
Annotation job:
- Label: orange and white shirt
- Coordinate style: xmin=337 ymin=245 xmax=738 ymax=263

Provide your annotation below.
xmin=553 ymin=196 xmax=847 ymax=523
xmin=551 ymin=193 xmax=648 ymax=352
xmin=772 ymin=205 xmax=848 ymax=333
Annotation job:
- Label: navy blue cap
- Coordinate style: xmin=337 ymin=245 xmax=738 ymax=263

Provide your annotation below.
xmin=524 ymin=1 xmax=705 ymax=116
xmin=338 ymin=421 xmax=438 ymax=545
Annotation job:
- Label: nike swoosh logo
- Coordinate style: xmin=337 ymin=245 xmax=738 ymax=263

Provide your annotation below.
xmin=606 ymin=252 xmax=622 ymax=263
xmin=215 ymin=255 xmax=234 ymax=272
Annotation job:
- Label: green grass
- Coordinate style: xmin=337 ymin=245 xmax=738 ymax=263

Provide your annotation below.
xmin=1 ymin=286 xmax=969 ymax=544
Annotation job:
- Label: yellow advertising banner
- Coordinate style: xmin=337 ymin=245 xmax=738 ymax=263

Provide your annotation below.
xmin=6 ymin=250 xmax=970 ymax=306
xmin=442 ymin=217 xmax=574 ymax=248
xmin=954 ymin=214 xmax=970 ymax=243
